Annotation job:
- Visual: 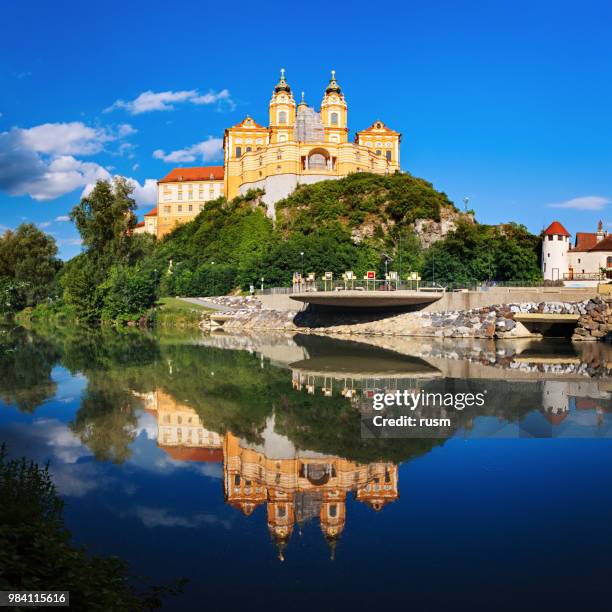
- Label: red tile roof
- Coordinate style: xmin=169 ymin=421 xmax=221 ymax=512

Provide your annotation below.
xmin=135 ymin=221 xmax=145 ymax=228
xmin=571 ymin=232 xmax=598 ymax=252
xmin=144 ymin=207 xmax=158 ymax=217
xmin=543 ymin=411 xmax=568 ymax=426
xmin=159 ymin=166 xmax=224 ymax=183
xmin=588 ymin=234 xmax=612 ymax=252
xmin=544 ymin=221 xmax=570 ymax=237
xmin=160 ymin=446 xmax=223 ymax=463
xmin=576 ymin=398 xmax=599 ymax=411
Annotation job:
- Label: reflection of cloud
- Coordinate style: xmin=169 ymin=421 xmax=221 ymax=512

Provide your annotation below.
xmin=133 ymin=506 xmax=231 ymax=529
xmin=193 ymin=463 xmax=223 ymax=479
xmin=32 ymin=418 xmax=91 ymax=464
xmin=2 ymin=418 xmax=111 ymax=497
xmin=135 ymin=411 xmax=158 ymax=440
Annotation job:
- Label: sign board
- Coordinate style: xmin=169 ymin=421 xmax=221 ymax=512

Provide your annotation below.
xmin=307 ymin=273 xmax=316 ymax=281
xmin=324 ymin=272 xmax=333 ymax=280
xmin=345 ymin=271 xmax=354 ymax=280
xmin=366 ymin=271 xmax=376 ymax=280
xmin=410 ymin=272 xmax=421 ymax=281
xmin=388 ymin=271 xmax=398 ymax=281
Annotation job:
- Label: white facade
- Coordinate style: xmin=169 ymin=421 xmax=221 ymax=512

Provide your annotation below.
xmin=542 ymin=221 xmax=612 ymax=281
xmin=542 ymin=232 xmax=569 ymax=281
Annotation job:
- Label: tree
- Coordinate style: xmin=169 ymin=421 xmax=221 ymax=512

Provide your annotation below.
xmin=0 ymin=224 xmax=62 ymax=310
xmin=70 ymin=177 xmax=138 ymax=265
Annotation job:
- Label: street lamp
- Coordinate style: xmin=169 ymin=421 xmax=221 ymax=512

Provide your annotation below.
xmin=261 ymin=276 xmax=264 ymax=292
xmin=300 ymin=251 xmax=304 ymax=278
xmin=211 ymin=261 xmax=215 ymax=296
xmin=382 ymin=252 xmax=392 ymax=289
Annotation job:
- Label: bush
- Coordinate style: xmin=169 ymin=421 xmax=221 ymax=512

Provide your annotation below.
xmin=0 ymin=445 xmax=180 ymax=610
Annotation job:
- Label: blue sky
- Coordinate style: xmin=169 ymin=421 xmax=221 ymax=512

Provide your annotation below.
xmin=1 ymin=0 xmax=611 ymax=259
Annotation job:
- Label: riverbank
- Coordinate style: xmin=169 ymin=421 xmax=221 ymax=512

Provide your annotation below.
xmin=216 ymin=297 xmax=612 ymax=341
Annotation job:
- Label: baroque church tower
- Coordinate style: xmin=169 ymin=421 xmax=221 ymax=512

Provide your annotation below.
xmin=321 ymin=70 xmax=349 ymax=144
xmin=269 ymin=69 xmax=296 ymax=145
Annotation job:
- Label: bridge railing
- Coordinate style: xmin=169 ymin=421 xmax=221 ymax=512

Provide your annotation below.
xmin=259 ymin=279 xmax=448 ymax=294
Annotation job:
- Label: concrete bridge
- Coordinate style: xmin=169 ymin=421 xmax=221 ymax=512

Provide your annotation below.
xmin=289 ymin=289 xmax=444 ymax=309
xmin=274 ymin=286 xmax=600 ymax=313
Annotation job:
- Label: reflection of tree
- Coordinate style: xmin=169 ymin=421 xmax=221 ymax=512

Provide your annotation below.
xmin=69 ymin=375 xmax=139 ymax=464
xmin=274 ymin=392 xmax=442 ymax=464
xmin=0 ymin=327 xmax=60 ymax=412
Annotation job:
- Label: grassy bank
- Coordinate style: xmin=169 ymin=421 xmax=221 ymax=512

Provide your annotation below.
xmin=152 ymin=297 xmax=212 ymax=329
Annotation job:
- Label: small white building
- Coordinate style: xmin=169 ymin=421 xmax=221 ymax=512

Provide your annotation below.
xmin=542 ymin=220 xmax=612 ymax=282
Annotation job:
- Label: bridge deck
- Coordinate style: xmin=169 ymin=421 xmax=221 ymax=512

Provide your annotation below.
xmin=289 ymin=290 xmax=444 ymax=308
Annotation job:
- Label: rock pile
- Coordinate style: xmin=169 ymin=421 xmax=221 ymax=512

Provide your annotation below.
xmin=572 ymin=297 xmax=612 ymax=341
xmin=212 ymin=296 xmax=612 ymax=342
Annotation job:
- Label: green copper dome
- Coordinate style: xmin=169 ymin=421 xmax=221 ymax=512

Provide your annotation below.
xmin=325 ymin=69 xmax=341 ymax=95
xmin=274 ymin=68 xmax=291 ymax=93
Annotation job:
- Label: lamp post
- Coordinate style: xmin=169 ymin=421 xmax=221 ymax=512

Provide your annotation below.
xmin=300 ymin=251 xmax=304 ymax=278
xmin=211 ymin=261 xmax=215 ymax=296
xmin=261 ymin=277 xmax=264 ymax=292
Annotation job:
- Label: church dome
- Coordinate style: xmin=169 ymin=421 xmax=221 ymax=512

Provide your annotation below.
xmin=274 ymin=68 xmax=291 ymax=93
xmin=325 ymin=70 xmax=342 ymax=95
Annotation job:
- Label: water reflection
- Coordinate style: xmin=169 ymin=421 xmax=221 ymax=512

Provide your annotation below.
xmin=2 ymin=325 xmax=612 ymax=558
xmin=139 ymin=388 xmax=398 ymax=559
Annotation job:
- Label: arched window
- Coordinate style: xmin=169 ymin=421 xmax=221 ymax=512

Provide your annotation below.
xmin=235 ymin=146 xmax=242 ymax=157
xmin=386 ymin=150 xmax=392 ymax=161
xmin=330 ymin=112 xmax=339 ymax=126
xmin=278 ymin=110 xmax=287 ymax=124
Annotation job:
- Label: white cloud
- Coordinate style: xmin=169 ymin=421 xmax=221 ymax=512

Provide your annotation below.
xmin=547 ymin=196 xmax=610 ymax=211
xmin=128 ymin=178 xmax=157 ymax=208
xmin=0 ymin=121 xmax=138 ymax=201
xmin=80 ymin=176 xmax=157 ymax=209
xmin=105 ymin=88 xmax=234 ymax=115
xmin=192 ymin=89 xmax=235 ymax=110
xmin=38 ymin=221 xmax=52 ymax=228
xmin=17 ymin=121 xmax=134 ymax=156
xmin=55 ymin=215 xmax=70 ymax=222
xmin=105 ymin=89 xmax=197 ymax=114
xmin=25 ymin=156 xmax=112 ymax=201
xmin=153 ymin=137 xmax=223 ymax=163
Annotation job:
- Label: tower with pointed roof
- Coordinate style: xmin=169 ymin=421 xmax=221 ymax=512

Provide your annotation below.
xmin=321 ymin=70 xmax=349 ymax=144
xmin=542 ymin=220 xmax=570 ymax=281
xmin=269 ymin=68 xmax=296 ymax=145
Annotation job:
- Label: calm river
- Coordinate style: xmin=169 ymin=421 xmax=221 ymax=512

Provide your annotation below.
xmin=1 ymin=325 xmax=612 ymax=610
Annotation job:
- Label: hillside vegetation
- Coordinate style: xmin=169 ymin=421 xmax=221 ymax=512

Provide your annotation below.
xmin=1 ymin=172 xmax=543 ymax=325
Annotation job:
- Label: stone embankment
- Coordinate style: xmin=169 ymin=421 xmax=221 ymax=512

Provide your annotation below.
xmin=209 ymin=297 xmax=612 ymax=341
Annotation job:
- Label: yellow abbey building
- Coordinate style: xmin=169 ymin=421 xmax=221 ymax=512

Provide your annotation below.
xmin=142 ymin=70 xmax=401 ymax=237
xmin=224 ymin=69 xmax=401 ymax=216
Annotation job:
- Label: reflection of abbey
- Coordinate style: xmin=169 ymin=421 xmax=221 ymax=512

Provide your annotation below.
xmin=542 ymin=220 xmax=612 ymax=282
xmin=139 ymin=389 xmax=398 ymax=559
xmin=137 ymin=70 xmax=401 ymax=238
